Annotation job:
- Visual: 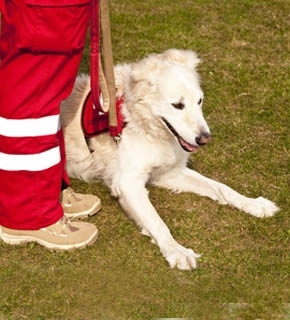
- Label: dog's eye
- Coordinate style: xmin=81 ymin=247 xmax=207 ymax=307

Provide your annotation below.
xmin=171 ymin=102 xmax=185 ymax=110
xmin=198 ymin=98 xmax=203 ymax=105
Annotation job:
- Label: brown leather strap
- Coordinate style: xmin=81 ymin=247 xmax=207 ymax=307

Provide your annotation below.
xmin=100 ymin=0 xmax=118 ymax=131
xmin=90 ymin=0 xmax=119 ymax=135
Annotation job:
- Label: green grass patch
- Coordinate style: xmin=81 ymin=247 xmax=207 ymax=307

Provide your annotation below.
xmin=1 ymin=0 xmax=290 ymax=319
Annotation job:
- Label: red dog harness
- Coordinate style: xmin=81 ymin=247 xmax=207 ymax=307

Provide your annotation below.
xmin=81 ymin=91 xmax=125 ymax=138
xmin=82 ymin=0 xmax=123 ymax=139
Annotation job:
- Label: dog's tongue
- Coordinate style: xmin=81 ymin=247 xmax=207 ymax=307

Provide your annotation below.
xmin=178 ymin=136 xmax=198 ymax=152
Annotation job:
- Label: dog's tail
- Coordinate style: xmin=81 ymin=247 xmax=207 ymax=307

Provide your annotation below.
xmin=60 ymin=75 xmax=94 ymax=180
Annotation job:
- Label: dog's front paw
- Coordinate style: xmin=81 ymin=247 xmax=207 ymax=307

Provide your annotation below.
xmin=243 ymin=197 xmax=280 ymax=218
xmin=164 ymin=243 xmax=201 ymax=270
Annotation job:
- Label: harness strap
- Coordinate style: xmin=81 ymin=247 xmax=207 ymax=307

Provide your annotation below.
xmin=90 ymin=0 xmax=101 ymax=112
xmin=100 ymin=0 xmax=118 ymax=135
xmin=81 ymin=90 xmax=125 ymax=138
xmin=89 ymin=0 xmax=121 ymax=137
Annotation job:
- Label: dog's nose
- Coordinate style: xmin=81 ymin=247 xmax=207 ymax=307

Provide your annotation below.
xmin=196 ymin=132 xmax=211 ymax=146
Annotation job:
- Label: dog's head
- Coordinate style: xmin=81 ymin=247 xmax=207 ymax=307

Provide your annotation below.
xmin=116 ymin=49 xmax=211 ymax=153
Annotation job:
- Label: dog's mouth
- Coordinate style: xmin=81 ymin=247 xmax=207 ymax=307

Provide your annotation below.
xmin=162 ymin=118 xmax=199 ymax=153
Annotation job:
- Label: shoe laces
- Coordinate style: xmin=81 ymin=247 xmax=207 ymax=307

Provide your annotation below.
xmin=65 ymin=187 xmax=83 ymax=204
xmin=41 ymin=217 xmax=78 ymax=237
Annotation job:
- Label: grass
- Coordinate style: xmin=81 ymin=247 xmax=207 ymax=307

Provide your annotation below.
xmin=1 ymin=0 xmax=290 ymax=319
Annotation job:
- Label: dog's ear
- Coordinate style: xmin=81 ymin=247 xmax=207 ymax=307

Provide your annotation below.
xmin=115 ymin=61 xmax=158 ymax=99
xmin=130 ymin=57 xmax=161 ymax=87
xmin=156 ymin=49 xmax=201 ymax=70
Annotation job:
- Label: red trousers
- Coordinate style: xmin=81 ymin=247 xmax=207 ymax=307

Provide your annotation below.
xmin=0 ymin=0 xmax=90 ymax=229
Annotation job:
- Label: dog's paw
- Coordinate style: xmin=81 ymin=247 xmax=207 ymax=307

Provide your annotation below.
xmin=164 ymin=243 xmax=201 ymax=270
xmin=243 ymin=197 xmax=280 ymax=218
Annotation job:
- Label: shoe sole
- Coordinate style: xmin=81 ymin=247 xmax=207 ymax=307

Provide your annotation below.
xmin=63 ymin=202 xmax=102 ymax=219
xmin=0 ymin=226 xmax=98 ymax=250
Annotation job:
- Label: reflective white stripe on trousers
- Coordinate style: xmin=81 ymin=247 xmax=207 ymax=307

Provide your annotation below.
xmin=0 ymin=115 xmax=61 ymax=171
xmin=0 ymin=147 xmax=61 ymax=171
xmin=0 ymin=115 xmax=61 ymax=137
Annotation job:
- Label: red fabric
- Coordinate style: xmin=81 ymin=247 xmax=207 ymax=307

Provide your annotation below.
xmin=81 ymin=91 xmax=125 ymax=138
xmin=90 ymin=0 xmax=101 ymax=111
xmin=81 ymin=91 xmax=110 ymax=137
xmin=88 ymin=0 xmax=124 ymax=137
xmin=109 ymin=96 xmax=125 ymax=137
xmin=0 ymin=0 xmax=90 ymax=229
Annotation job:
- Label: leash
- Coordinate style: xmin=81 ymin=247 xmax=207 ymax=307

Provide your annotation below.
xmin=89 ymin=0 xmax=121 ymax=140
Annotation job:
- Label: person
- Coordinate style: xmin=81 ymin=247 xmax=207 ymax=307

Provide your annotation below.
xmin=0 ymin=0 xmax=101 ymax=249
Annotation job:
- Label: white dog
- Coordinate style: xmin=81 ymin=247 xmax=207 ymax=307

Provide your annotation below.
xmin=61 ymin=49 xmax=279 ymax=270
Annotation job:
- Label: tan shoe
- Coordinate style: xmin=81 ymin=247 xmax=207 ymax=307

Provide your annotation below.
xmin=61 ymin=187 xmax=101 ymax=219
xmin=0 ymin=217 xmax=98 ymax=250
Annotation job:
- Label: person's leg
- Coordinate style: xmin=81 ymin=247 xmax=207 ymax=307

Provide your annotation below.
xmin=0 ymin=0 xmax=98 ymax=248
xmin=61 ymin=187 xmax=101 ymax=219
xmin=58 ymin=129 xmax=101 ymax=219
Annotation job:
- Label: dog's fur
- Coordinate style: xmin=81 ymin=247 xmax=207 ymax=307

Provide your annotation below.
xmin=61 ymin=49 xmax=279 ymax=270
